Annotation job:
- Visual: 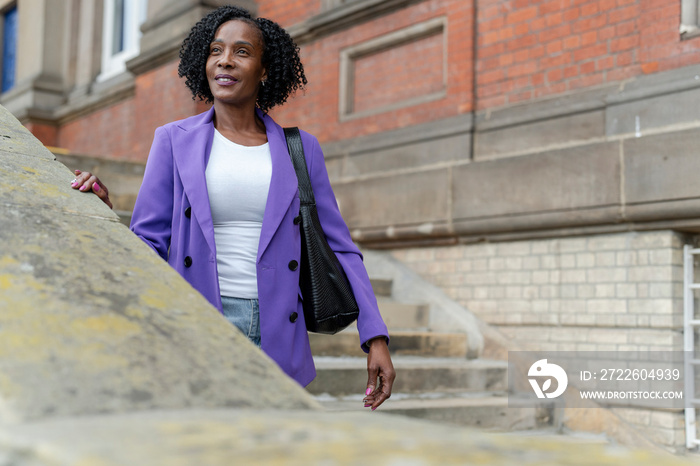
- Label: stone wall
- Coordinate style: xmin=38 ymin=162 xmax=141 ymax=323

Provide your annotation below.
xmin=392 ymin=230 xmax=684 ymax=353
xmin=612 ymin=407 xmax=686 ymax=453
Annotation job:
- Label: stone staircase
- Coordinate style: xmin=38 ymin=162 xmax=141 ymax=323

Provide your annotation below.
xmin=306 ymin=278 xmax=555 ymax=432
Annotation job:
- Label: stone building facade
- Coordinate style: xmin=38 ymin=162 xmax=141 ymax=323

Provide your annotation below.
xmin=4 ymin=0 xmax=700 ymax=451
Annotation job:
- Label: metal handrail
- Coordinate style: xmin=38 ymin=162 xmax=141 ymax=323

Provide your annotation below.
xmin=684 ymin=245 xmax=699 ymax=448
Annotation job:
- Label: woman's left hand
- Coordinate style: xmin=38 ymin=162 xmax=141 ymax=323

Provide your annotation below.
xmin=70 ymin=169 xmax=113 ymax=209
xmin=363 ymin=337 xmax=395 ymax=410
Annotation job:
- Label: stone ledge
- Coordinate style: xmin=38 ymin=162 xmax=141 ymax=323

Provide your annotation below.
xmin=321 ymin=113 xmax=472 ymax=159
xmin=1 ymin=192 xmax=317 ymax=422
xmin=0 ymin=409 xmax=687 ymax=465
xmin=0 ymin=105 xmax=55 ymax=160
xmin=0 ymin=150 xmax=119 ymax=221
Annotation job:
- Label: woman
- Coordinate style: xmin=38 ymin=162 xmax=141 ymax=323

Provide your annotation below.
xmin=71 ymin=5 xmax=394 ymax=410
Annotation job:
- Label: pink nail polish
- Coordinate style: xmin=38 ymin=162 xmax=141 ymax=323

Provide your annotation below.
xmin=365 ymin=388 xmax=372 ymax=396
xmin=79 ymin=185 xmax=86 ymax=191
xmin=371 ymin=407 xmax=376 ymax=411
xmin=93 ymin=183 xmax=100 ymax=192
xmin=364 ymin=403 xmax=371 ymax=407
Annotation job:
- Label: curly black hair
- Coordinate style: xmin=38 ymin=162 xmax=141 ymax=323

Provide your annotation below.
xmin=178 ymin=5 xmax=307 ymax=113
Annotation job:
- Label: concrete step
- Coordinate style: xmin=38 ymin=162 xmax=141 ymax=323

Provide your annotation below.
xmin=309 ymin=330 xmax=469 ymax=358
xmin=377 ymin=300 xmax=429 ymax=330
xmin=307 ymin=356 xmax=507 ymax=396
xmin=315 ymin=393 xmax=554 ymax=432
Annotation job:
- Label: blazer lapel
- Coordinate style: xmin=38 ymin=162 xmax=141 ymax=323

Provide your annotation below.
xmin=168 ymin=107 xmax=297 ymax=263
xmin=172 ymin=107 xmax=217 ymax=256
xmin=257 ymin=110 xmax=299 ymax=262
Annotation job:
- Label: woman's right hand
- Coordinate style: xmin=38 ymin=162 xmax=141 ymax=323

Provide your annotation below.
xmin=70 ymin=169 xmax=113 ymax=209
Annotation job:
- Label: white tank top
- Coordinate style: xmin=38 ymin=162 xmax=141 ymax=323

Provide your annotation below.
xmin=205 ymin=129 xmax=271 ymax=298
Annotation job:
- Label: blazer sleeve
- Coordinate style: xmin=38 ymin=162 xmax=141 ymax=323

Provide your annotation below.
xmin=129 ymin=126 xmax=174 ymax=260
xmin=303 ymin=131 xmax=389 ymax=352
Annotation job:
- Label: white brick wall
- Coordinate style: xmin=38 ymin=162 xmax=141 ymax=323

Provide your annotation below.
xmin=391 ymin=230 xmax=689 ymax=450
xmin=391 ymin=230 xmax=686 ymax=353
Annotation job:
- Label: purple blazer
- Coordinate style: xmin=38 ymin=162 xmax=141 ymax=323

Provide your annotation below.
xmin=130 ymin=107 xmax=389 ymax=386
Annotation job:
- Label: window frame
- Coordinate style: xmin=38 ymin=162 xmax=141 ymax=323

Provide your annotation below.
xmin=97 ymin=0 xmax=147 ymax=82
xmin=681 ymin=0 xmax=700 ymax=39
xmin=1 ymin=3 xmax=17 ymax=93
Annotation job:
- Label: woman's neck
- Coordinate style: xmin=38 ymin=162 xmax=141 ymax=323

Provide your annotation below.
xmin=212 ymin=102 xmax=267 ymax=146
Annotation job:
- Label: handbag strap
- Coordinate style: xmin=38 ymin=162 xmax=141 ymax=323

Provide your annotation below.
xmin=283 ymin=127 xmax=316 ymax=206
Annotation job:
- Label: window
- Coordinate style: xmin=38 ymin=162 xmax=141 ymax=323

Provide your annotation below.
xmin=681 ymin=0 xmax=700 ymax=39
xmin=2 ymin=5 xmax=17 ymax=92
xmin=98 ymin=0 xmax=147 ymax=81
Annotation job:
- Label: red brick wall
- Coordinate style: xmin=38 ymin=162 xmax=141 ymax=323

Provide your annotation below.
xmin=352 ymin=31 xmax=445 ymax=114
xmin=477 ymin=0 xmax=700 ymax=109
xmin=57 ymin=61 xmax=205 ymax=162
xmin=269 ymin=0 xmax=700 ymax=140
xmin=257 ymin=0 xmax=322 ymax=27
xmin=41 ymin=0 xmax=700 ymax=159
xmin=269 ymin=0 xmax=474 ymax=143
xmin=640 ymin=0 xmax=700 ymax=71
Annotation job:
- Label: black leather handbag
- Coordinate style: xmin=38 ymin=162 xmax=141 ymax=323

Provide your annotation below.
xmin=284 ymin=127 xmax=360 ymax=334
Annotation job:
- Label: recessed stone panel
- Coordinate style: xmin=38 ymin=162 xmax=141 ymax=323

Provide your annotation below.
xmin=339 ymin=17 xmax=447 ymax=120
xmin=352 ymin=32 xmax=444 ymax=114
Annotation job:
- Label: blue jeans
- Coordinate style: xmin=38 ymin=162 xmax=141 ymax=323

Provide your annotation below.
xmin=220 ymin=296 xmax=261 ymax=347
